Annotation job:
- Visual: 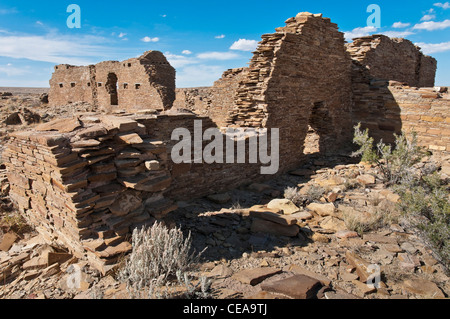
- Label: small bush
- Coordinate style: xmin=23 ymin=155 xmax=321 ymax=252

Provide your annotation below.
xmin=304 ymin=184 xmax=326 ymax=203
xmin=284 ymin=187 xmax=303 ymax=206
xmin=395 ymin=173 xmax=450 ymax=267
xmin=118 ymin=222 xmax=204 ymax=299
xmin=352 ymin=123 xmax=425 ymax=185
xmin=342 ymin=208 xmax=392 ymax=236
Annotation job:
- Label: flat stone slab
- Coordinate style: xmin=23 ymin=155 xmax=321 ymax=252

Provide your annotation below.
xmin=232 ymin=267 xmax=282 ymax=286
xmin=249 ymin=206 xmax=297 ymax=226
xmin=306 ymin=203 xmax=335 ymax=216
xmin=0 ymin=233 xmax=18 ymax=252
xmin=267 ymin=199 xmax=300 ymax=215
xmin=345 ymin=251 xmax=373 ymax=283
xmin=288 ymin=264 xmax=332 ymax=286
xmin=261 ymin=274 xmax=323 ymax=299
xmin=402 ymin=278 xmax=445 ymax=298
xmin=363 ymin=233 xmax=398 ymax=244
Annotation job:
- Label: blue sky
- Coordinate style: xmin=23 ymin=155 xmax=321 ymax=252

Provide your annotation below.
xmin=0 ymin=0 xmax=449 ymax=87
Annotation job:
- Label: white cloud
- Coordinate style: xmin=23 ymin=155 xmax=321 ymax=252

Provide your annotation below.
xmin=230 ymin=39 xmax=259 ymax=52
xmin=0 ymin=64 xmax=30 ymax=76
xmin=344 ymin=26 xmax=378 ymax=41
xmin=197 ymin=51 xmax=241 ymax=60
xmin=0 ymin=34 xmax=113 ymax=65
xmin=118 ymin=32 xmax=127 ymax=38
xmin=381 ymin=30 xmax=415 ymax=38
xmin=161 ymin=14 xmax=167 ymax=18
xmin=215 ymin=35 xmax=225 ymax=39
xmin=413 ymin=19 xmax=450 ymax=31
xmin=182 ymin=50 xmax=192 ymax=55
xmin=392 ymin=22 xmax=411 ymax=28
xmin=0 ymin=8 xmax=18 ymax=15
xmin=36 ymin=21 xmax=44 ymax=26
xmin=141 ymin=36 xmax=160 ymax=43
xmin=176 ymin=65 xmax=225 ymax=88
xmin=165 ymin=52 xmax=198 ymax=68
xmin=434 ymin=2 xmax=450 ymax=9
xmin=421 ymin=14 xmax=436 ymax=21
xmin=415 ymin=41 xmax=450 ymax=54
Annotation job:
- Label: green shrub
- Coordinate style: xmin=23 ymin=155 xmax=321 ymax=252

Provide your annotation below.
xmin=395 ymin=173 xmax=450 ymax=267
xmin=352 ymin=123 xmax=425 ymax=185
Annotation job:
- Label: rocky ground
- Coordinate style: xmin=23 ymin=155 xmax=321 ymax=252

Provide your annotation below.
xmin=0 ymin=90 xmax=449 ymax=300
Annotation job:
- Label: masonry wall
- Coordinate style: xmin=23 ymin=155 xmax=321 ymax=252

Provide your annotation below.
xmin=173 ymin=67 xmax=249 ymax=128
xmin=48 ymin=65 xmax=96 ymax=106
xmin=226 ymin=12 xmax=353 ymax=171
xmin=48 ymin=51 xmax=176 ymax=112
xmin=346 ymin=35 xmax=437 ymax=88
xmin=3 ymin=115 xmax=176 ymax=273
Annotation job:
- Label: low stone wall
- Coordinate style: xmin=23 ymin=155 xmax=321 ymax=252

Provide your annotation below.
xmin=351 ymin=60 xmax=450 ymax=151
xmin=3 ymin=114 xmax=176 ymax=273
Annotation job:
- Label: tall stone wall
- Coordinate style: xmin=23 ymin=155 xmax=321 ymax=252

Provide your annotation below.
xmin=48 ymin=51 xmax=176 ymax=112
xmin=346 ymin=35 xmax=437 ymax=88
xmin=48 ymin=65 xmax=96 ymax=106
xmin=226 ymin=12 xmax=353 ymax=171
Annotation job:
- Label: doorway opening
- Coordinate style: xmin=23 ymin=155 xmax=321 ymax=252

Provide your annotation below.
xmin=106 ymin=73 xmax=119 ymax=106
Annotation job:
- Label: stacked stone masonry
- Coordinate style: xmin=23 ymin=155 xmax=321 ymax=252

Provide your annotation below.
xmin=4 ymin=12 xmax=449 ymax=272
xmin=49 ymin=51 xmax=175 ymax=113
xmin=3 ymin=114 xmax=177 ymax=273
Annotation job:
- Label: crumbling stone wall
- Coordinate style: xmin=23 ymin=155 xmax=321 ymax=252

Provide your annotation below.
xmin=348 ymin=35 xmax=448 ymax=151
xmin=226 ymin=12 xmax=353 ymax=171
xmin=173 ymin=67 xmax=249 ymax=127
xmin=49 ymin=51 xmax=175 ymax=112
xmin=3 ymin=115 xmax=176 ymax=273
xmin=346 ymin=35 xmax=437 ymax=88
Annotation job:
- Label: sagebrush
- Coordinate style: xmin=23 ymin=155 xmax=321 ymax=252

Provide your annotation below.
xmin=118 ymin=222 xmax=205 ymax=299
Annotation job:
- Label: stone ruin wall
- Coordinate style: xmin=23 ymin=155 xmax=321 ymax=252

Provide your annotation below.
xmin=3 ymin=114 xmax=179 ymax=273
xmin=348 ymin=35 xmax=449 ymax=152
xmin=5 ymin=12 xmax=449 ymax=273
xmin=49 ymin=51 xmax=175 ymax=113
xmin=173 ymin=67 xmax=249 ymax=128
xmin=225 ymin=13 xmax=353 ymax=169
xmin=346 ymin=35 xmax=437 ymax=88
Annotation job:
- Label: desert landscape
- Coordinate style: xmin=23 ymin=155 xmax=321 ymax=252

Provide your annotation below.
xmin=0 ymin=11 xmax=449 ymax=301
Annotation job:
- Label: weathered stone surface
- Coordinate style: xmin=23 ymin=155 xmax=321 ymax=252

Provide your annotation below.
xmin=290 ymin=211 xmax=313 ymax=221
xmin=357 ymin=174 xmax=376 ymax=185
xmin=307 ymin=203 xmax=335 ymax=216
xmin=288 ymin=264 xmax=332 ymax=286
xmin=249 ymin=206 xmax=297 ymax=226
xmin=36 ymin=117 xmax=81 ymax=133
xmin=261 ymin=275 xmax=323 ymax=299
xmin=0 ymin=233 xmax=18 ymax=252
xmin=251 ymin=218 xmax=299 ymax=237
xmin=116 ymin=133 xmax=144 ymax=145
xmin=267 ymin=199 xmax=300 ymax=215
xmin=402 ymin=278 xmax=445 ymax=298
xmin=345 ymin=251 xmax=373 ymax=283
xmin=320 ymin=216 xmax=346 ymax=232
xmin=232 ymin=267 xmax=282 ymax=286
